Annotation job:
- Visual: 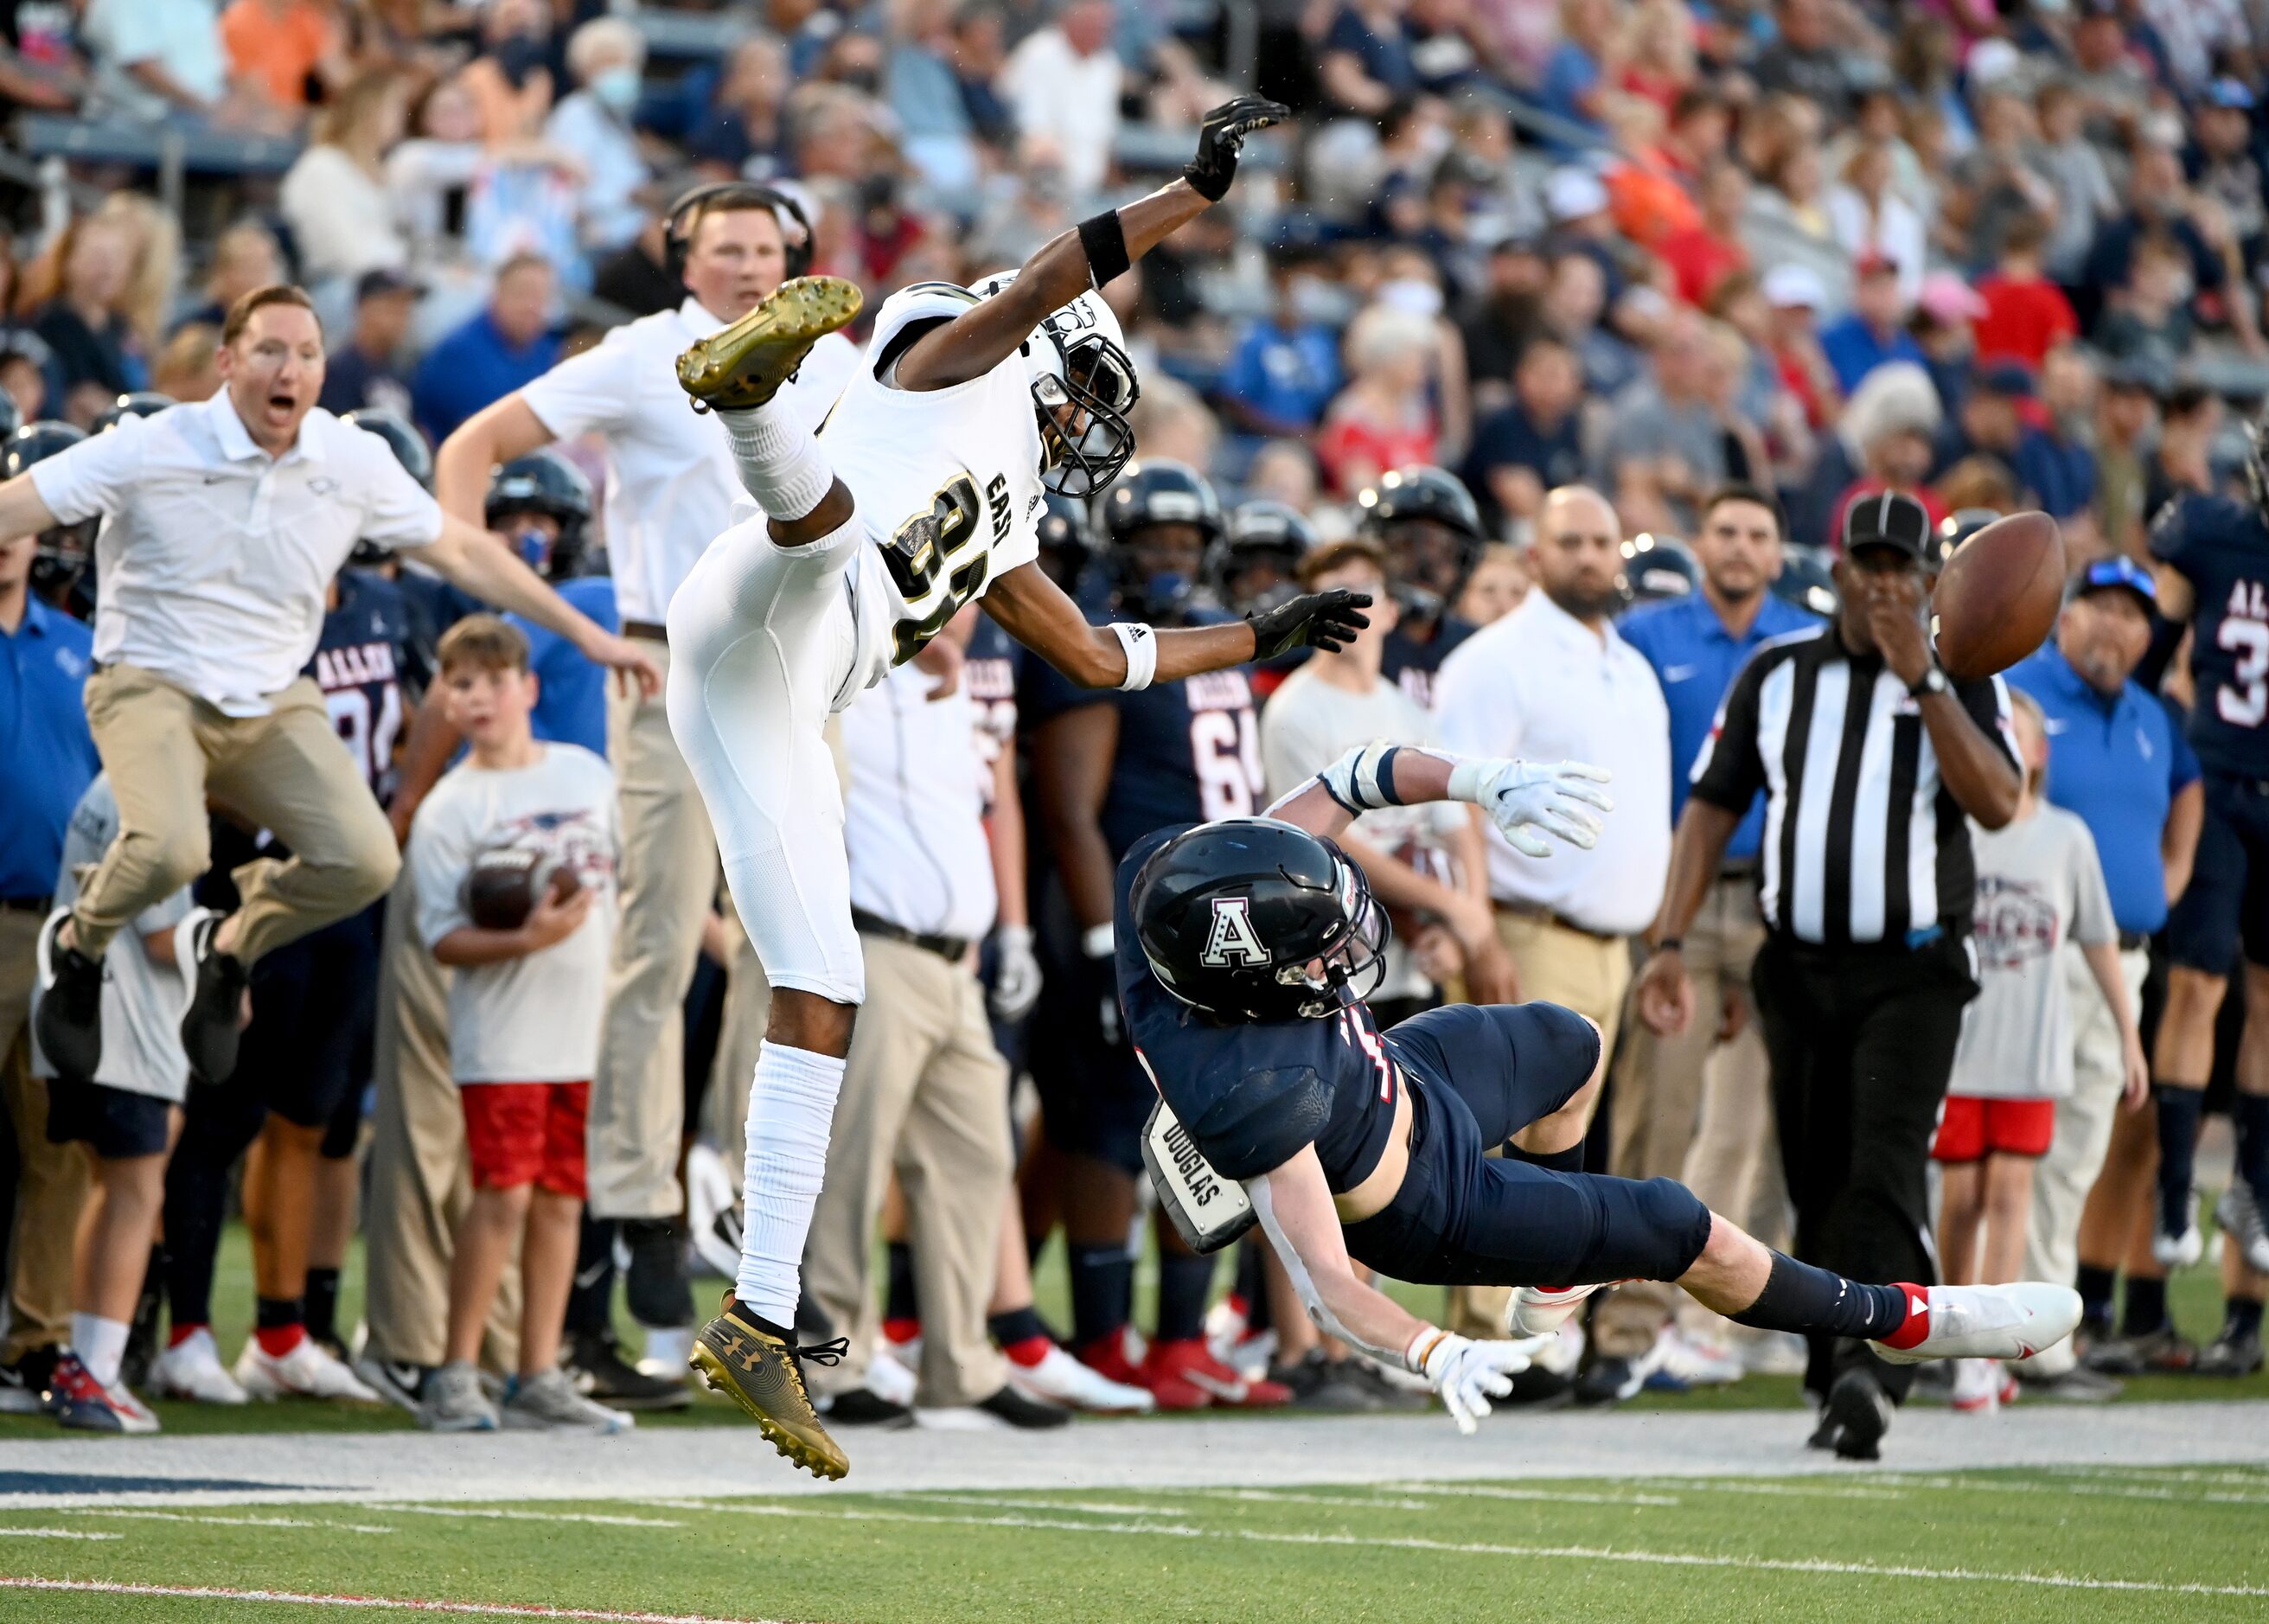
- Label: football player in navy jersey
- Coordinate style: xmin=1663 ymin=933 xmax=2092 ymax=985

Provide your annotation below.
xmin=1022 ymin=458 xmax=1287 ymax=1409
xmin=2146 ymin=470 xmax=2269 ymax=1278
xmin=1123 ymin=748 xmax=2084 ymax=1437
xmin=1360 ymin=467 xmax=1486 ymax=712
xmin=1212 ymin=499 xmax=1319 ymax=706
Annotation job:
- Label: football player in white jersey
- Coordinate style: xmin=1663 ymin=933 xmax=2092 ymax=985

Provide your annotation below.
xmin=667 ymin=98 xmax=1369 ymax=1477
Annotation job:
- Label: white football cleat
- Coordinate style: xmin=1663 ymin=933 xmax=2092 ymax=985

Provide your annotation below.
xmin=1506 ymin=1282 xmax=1603 ymax=1337
xmin=2218 ymin=1180 xmax=2269 ymax=1276
xmin=153 ymin=1328 xmax=249 ymax=1405
xmin=1006 ymin=1342 xmax=1157 ymax=1414
xmin=233 ymin=1336 xmax=384 ymax=1403
xmin=1871 ymin=1283 xmax=2082 ymax=1365
xmin=2152 ymin=1195 xmax=2204 ymax=1269
xmin=103 ymin=1380 xmax=162 ymax=1434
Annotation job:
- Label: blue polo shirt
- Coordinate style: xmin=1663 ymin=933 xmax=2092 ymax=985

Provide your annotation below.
xmin=0 ymin=598 xmax=99 ymax=899
xmin=2007 ymin=645 xmax=2198 ymax=935
xmin=1620 ymin=589 xmax=1821 ymax=861
xmin=509 ymin=575 xmax=619 ymax=758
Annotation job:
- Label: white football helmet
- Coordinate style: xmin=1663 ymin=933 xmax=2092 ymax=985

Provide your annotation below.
xmin=972 ymin=269 xmax=1141 ymax=498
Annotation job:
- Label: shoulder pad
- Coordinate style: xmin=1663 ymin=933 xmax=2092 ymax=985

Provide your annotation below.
xmin=872 ymin=281 xmax=983 ymax=342
xmin=1173 ymin=1065 xmax=1333 ymax=1182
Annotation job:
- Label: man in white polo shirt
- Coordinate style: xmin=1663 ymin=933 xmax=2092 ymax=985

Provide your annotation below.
xmin=0 ymin=285 xmax=659 ymax=1094
xmin=1430 ymin=483 xmax=1671 ymax=1371
xmin=433 ymin=187 xmax=856 ymax=1368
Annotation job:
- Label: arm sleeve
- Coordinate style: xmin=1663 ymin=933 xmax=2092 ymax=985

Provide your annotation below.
xmin=2148 ymin=494 xmax=2202 ymax=572
xmin=1687 ymin=648 xmax=1768 ymax=811
xmin=408 ymin=792 xmax=475 ymax=950
xmin=355 ymin=437 xmax=446 ymax=553
xmin=520 ymin=336 xmax=636 ymax=441
xmin=1960 ymin=673 xmax=2022 ymax=770
xmin=25 ymin=417 xmax=143 ymax=525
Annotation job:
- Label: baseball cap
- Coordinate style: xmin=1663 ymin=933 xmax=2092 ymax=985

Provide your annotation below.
xmin=1762 ymin=263 xmax=1826 ymax=310
xmin=2208 ymin=78 xmax=2257 ymax=111
xmin=1853 ymin=250 xmax=1898 ymax=282
xmin=1546 ymin=168 xmax=1610 ymax=223
xmin=1976 ymin=361 xmax=2037 ymax=398
xmin=1917 ymin=272 xmax=1986 ymax=323
xmin=2070 ymin=554 xmax=2157 ymax=609
xmin=355 ymin=267 xmax=421 ymax=303
xmin=1844 ymin=489 xmax=1935 ymax=561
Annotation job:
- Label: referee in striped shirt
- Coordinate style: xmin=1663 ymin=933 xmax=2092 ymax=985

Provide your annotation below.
xmin=1634 ymin=491 xmax=2022 ymax=1460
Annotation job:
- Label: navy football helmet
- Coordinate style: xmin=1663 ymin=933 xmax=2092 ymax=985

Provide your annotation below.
xmin=1211 ymin=499 xmax=1318 ymax=614
xmin=487 ymin=450 xmax=595 ymax=578
xmin=1356 ymin=465 xmax=1485 ymax=613
xmin=90 ymin=391 xmax=174 ymax=434
xmin=1620 ymin=534 xmax=1697 ymax=606
xmin=4 ymin=422 xmax=95 ymax=604
xmin=1098 ymin=458 xmax=1224 ymax=622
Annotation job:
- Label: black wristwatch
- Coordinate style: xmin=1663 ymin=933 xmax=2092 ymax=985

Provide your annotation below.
xmin=1908 ymin=664 xmax=1949 ymax=700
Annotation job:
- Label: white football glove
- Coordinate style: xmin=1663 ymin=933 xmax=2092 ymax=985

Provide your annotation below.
xmin=1451 ymin=759 xmax=1614 ymax=859
xmin=1410 ymin=1329 xmax=1537 ymax=1434
xmin=989 ymin=924 xmax=1042 ymax=1021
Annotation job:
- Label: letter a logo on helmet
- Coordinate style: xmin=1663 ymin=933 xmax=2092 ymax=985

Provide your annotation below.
xmin=1202 ymin=897 xmax=1269 ymax=967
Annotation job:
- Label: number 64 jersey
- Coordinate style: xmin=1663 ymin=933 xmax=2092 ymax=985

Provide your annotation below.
xmin=2153 ymin=494 xmax=2269 ymax=774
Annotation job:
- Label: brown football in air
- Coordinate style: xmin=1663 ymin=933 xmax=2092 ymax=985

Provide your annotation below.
xmin=464 ymin=849 xmax=580 ymax=931
xmin=1931 ymin=510 xmax=2066 ymax=681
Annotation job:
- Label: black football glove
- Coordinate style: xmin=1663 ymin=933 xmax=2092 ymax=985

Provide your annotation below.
xmin=1247 ymin=590 xmax=1373 ymax=660
xmin=1183 ymin=96 xmax=1290 ymax=202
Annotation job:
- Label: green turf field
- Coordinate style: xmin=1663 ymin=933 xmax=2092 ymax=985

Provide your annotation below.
xmin=2 ymin=1463 xmax=2265 ymax=1623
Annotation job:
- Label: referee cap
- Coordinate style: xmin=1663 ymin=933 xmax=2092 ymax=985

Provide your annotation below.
xmin=1843 ymin=489 xmax=1936 ymax=564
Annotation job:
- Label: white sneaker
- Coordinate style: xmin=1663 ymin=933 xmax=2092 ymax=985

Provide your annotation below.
xmin=2153 ymin=1194 xmax=2205 ymax=1269
xmin=1005 ymin=1342 xmax=1157 ymax=1413
xmin=152 ymin=1329 xmax=248 ymax=1405
xmin=1949 ymin=1356 xmax=2000 ymax=1414
xmin=1507 ymin=1282 xmax=1603 ymax=1337
xmin=1652 ymin=1327 xmax=1744 ymax=1387
xmin=636 ymin=1325 xmax=693 ymax=1379
xmin=867 ymin=1341 xmax=919 ymax=1408
xmin=102 ymin=1380 xmax=161 ymax=1434
xmin=1871 ymin=1283 xmax=2083 ymax=1365
xmin=2218 ymin=1180 xmax=2269 ymax=1275
xmin=233 ymin=1335 xmax=384 ymax=1403
xmin=683 ymin=1142 xmax=743 ymax=1280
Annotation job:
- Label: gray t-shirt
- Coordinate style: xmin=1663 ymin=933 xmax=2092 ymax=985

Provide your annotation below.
xmin=32 ymin=776 xmax=195 ymax=1101
xmin=1948 ymin=803 xmax=2115 ymax=1100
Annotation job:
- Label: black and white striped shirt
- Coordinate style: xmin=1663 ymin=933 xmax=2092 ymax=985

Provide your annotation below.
xmin=1690 ymin=626 xmax=2017 ymax=946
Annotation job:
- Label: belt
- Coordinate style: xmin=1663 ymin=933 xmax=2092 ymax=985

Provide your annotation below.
xmin=0 ymin=896 xmax=52 ymax=916
xmin=1494 ymin=902 xmax=1621 ymax=944
xmin=622 ymin=620 xmax=668 ymax=643
xmin=852 ymin=907 xmax=971 ymax=963
xmin=1716 ymin=858 xmax=1759 ymax=882
xmin=2118 ymin=930 xmax=2151 ymax=953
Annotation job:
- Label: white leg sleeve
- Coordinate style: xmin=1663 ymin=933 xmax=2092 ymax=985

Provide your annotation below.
xmin=736 ymin=1042 xmax=847 ymax=1324
xmin=719 ymin=402 xmax=836 ymax=523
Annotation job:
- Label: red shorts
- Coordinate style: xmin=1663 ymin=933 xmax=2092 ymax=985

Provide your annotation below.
xmin=1932 ymin=1095 xmax=2055 ymax=1163
xmin=461 ymin=1081 xmax=589 ymax=1197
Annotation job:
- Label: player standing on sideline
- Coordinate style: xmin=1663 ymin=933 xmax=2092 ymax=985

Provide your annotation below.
xmin=670 ymin=99 xmax=1371 ymax=1477
xmin=1122 ymin=751 xmax=2081 ymax=1437
xmin=434 ymin=186 xmax=856 ymax=1394
xmin=1026 ymin=459 xmax=1288 ymax=1411
xmin=1360 ymin=467 xmax=1487 ymax=711
xmin=2144 ymin=461 xmax=2269 ymax=1277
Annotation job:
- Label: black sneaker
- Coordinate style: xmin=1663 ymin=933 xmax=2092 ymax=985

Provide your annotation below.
xmin=1574 ymin=1354 xmax=1643 ymax=1408
xmin=2012 ymin=1364 xmax=2123 ymax=1401
xmin=354 ymin=1354 xmax=431 ymax=1413
xmin=2195 ymin=1327 xmax=2265 ymax=1378
xmin=975 ymin=1384 xmax=1071 ymax=1429
xmin=119 ymin=1269 xmax=164 ymax=1392
xmin=1345 ymin=1357 xmax=1436 ymax=1412
xmin=33 ymin=911 xmax=104 ymax=1083
xmin=1273 ymin=1351 xmax=1383 ymax=1413
xmin=620 ymin=1219 xmax=695 ymax=1330
xmin=2085 ymin=1326 xmax=2197 ymax=1375
xmin=823 ymin=1387 xmax=916 ymax=1429
xmin=1807 ymin=1368 xmax=1893 ymax=1461
xmin=178 ymin=915 xmax=251 ymax=1084
xmin=0 ymin=1346 xmax=60 ymax=1416
xmin=564 ymin=1330 xmax=693 ymax=1411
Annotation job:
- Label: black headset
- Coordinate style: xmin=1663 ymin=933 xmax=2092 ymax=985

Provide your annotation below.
xmin=663 ymin=182 xmax=815 ymax=283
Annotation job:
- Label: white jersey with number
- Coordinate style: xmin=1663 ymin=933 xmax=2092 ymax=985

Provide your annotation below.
xmin=825 ymin=282 xmax=1047 ymax=673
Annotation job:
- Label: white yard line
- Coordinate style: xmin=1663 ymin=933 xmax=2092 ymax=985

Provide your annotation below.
xmin=0 ymin=1576 xmax=777 ymax=1622
xmin=0 ymin=1528 xmax=119 ymax=1539
xmin=668 ymin=1499 xmax=2269 ymax=1597
xmin=374 ymin=1505 xmax=683 ymax=1528
xmin=1624 ymin=1479 xmax=1909 ymax=1501
xmin=62 ymin=1508 xmax=398 ymax=1533
xmin=1390 ymin=1483 xmax=1685 ymax=1507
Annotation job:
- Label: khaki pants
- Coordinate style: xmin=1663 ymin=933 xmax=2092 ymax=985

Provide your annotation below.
xmin=589 ymin=643 xmax=776 ymax=1222
xmin=1447 ymin=909 xmax=1634 ymax=1339
xmin=803 ymin=934 xmax=1011 ymax=1407
xmin=361 ymin=860 xmax=518 ymax=1370
xmin=2023 ymin=947 xmax=2149 ymax=1378
xmin=1594 ymin=878 xmax=1780 ymax=1357
xmin=699 ymin=910 xmax=771 ymax=1159
xmin=0 ymin=911 xmax=87 ymax=1361
xmin=75 ymin=666 xmax=397 ymax=964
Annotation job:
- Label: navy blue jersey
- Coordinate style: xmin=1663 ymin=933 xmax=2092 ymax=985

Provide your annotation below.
xmin=308 ymin=568 xmax=425 ymax=804
xmin=1380 ymin=612 xmax=1475 ymax=713
xmin=1020 ymin=609 xmax=1262 ymax=860
xmin=2152 ymin=495 xmax=2269 ymax=776
xmin=967 ymin=611 xmax=1020 ymax=813
xmin=1115 ymin=828 xmax=1403 ymax=1186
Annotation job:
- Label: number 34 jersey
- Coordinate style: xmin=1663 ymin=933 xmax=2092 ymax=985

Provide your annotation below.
xmin=824 ymin=282 xmax=1049 ymax=675
xmin=2153 ymin=495 xmax=2269 ymax=775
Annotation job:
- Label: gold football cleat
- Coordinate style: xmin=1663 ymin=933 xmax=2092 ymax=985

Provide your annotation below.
xmin=676 ymin=276 xmax=863 ymax=413
xmin=690 ymin=1295 xmax=851 ymax=1480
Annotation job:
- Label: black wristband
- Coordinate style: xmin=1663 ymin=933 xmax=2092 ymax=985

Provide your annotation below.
xmin=1652 ymin=937 xmax=1682 ymax=955
xmin=1077 ymin=210 xmax=1132 ymax=288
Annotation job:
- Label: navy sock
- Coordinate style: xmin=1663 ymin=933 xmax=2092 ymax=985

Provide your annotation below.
xmin=1509 ymin=1142 xmax=1585 ymax=1173
xmin=2075 ymin=1263 xmax=2117 ymax=1326
xmin=304 ymin=1267 xmax=342 ymax=1346
xmin=2234 ymin=1096 xmax=2269 ymax=1208
xmin=883 ymin=1241 xmax=919 ymax=1328
xmin=2155 ymin=1086 xmax=2206 ymax=1233
xmin=2122 ymin=1276 xmax=2169 ymax=1337
xmin=1066 ymin=1243 xmax=1133 ymax=1350
xmin=1729 ymin=1252 xmax=1908 ymax=1340
xmin=2225 ymin=1295 xmax=2265 ymax=1340
xmin=1154 ymin=1251 xmax=1217 ymax=1344
xmin=987 ymin=1305 xmax=1049 ymax=1349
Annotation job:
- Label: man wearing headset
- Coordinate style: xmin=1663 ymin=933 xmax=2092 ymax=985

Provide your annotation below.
xmin=431 ymin=185 xmax=858 ymax=1400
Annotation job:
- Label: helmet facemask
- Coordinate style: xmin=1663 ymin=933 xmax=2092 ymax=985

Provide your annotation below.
xmin=1032 ymin=320 xmax=1139 ymax=498
xmin=1275 ymin=847 xmax=1390 ymax=1018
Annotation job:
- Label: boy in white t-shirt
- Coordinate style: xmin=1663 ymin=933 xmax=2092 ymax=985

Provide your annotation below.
xmin=1934 ymin=691 xmax=2148 ymax=1413
xmin=31 ymin=776 xmax=204 ymax=1434
xmin=406 ymin=617 xmax=624 ymax=1434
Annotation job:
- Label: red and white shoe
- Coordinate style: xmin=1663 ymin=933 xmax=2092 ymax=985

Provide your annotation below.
xmin=1949 ymin=1356 xmax=2000 ymax=1414
xmin=1007 ymin=1341 xmax=1156 ymax=1414
xmin=1143 ymin=1338 xmax=1291 ymax=1410
xmin=1872 ymin=1283 xmax=2081 ymax=1365
xmin=1507 ymin=1283 xmax=1605 ymax=1337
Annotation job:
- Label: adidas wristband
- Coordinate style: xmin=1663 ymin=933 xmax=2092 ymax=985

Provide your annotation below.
xmin=1078 ymin=210 xmax=1133 ymax=288
xmin=1110 ymin=620 xmax=1158 ymax=691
